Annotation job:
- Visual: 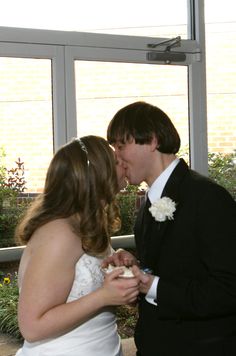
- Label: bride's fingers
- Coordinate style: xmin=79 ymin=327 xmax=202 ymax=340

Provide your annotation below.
xmin=125 ymin=291 xmax=139 ymax=303
xmin=128 ymin=296 xmax=139 ymax=303
xmin=105 ymin=268 xmax=126 ymax=281
xmin=122 ymin=287 xmax=139 ymax=299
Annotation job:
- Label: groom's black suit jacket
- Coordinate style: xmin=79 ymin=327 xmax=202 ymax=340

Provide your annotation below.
xmin=134 ymin=159 xmax=236 ymax=356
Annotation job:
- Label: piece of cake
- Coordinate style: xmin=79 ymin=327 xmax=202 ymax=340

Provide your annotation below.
xmin=103 ymin=264 xmax=134 ymax=278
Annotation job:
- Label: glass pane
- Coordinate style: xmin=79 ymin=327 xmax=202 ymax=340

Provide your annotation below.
xmin=75 ymin=61 xmax=188 ymax=151
xmin=1 ymin=0 xmax=188 ymax=38
xmin=205 ymin=0 xmax=236 ymax=198
xmin=0 ymin=57 xmax=53 ymax=193
xmin=205 ymin=1 xmax=236 ymax=155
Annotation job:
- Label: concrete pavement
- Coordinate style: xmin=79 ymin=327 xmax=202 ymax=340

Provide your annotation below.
xmin=122 ymin=337 xmax=137 ymax=355
xmin=0 ymin=333 xmax=22 ymax=356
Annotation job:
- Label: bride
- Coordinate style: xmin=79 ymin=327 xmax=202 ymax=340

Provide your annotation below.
xmin=15 ymin=136 xmax=139 ymax=356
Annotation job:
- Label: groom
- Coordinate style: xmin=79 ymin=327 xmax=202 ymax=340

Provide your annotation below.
xmin=105 ymin=101 xmax=236 ymax=356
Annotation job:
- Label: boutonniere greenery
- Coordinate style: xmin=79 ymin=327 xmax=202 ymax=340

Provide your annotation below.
xmin=149 ymin=197 xmax=176 ymax=222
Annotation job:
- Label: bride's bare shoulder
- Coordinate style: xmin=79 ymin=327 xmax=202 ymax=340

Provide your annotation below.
xmin=28 ymin=218 xmax=82 ymax=256
xmin=36 ymin=218 xmax=76 ymax=238
xmin=39 ymin=218 xmax=72 ymax=231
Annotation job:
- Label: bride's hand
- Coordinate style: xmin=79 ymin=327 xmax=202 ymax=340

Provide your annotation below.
xmin=100 ymin=268 xmax=139 ymax=305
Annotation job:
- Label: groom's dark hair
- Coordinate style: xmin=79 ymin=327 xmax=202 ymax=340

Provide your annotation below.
xmin=107 ymin=101 xmax=181 ymax=154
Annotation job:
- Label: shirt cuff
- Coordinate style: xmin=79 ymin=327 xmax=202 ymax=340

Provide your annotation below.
xmin=145 ymin=276 xmax=159 ymax=306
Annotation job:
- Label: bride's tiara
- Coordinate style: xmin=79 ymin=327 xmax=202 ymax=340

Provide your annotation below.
xmin=74 ymin=138 xmax=90 ymax=166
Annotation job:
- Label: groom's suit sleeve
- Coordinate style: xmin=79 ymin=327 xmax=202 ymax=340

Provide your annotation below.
xmin=156 ymin=171 xmax=236 ymax=320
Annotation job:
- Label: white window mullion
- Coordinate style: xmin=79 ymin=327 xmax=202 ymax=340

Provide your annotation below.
xmin=64 ymin=47 xmax=77 ymax=141
xmin=51 ymin=46 xmax=68 ymax=151
xmin=188 ymin=0 xmax=208 ymax=176
xmin=188 ymin=61 xmax=208 ymax=175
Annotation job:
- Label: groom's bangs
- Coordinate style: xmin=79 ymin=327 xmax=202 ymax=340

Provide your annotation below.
xmin=107 ymin=118 xmax=131 ymax=144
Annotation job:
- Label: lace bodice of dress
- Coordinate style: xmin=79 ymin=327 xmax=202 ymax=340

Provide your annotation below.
xmin=67 ymin=253 xmax=105 ymax=302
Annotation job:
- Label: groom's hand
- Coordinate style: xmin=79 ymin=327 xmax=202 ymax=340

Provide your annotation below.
xmin=132 ymin=265 xmax=155 ymax=295
xmin=101 ymin=249 xmax=138 ymax=268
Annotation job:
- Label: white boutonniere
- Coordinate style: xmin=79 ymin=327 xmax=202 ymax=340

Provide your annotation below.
xmin=149 ymin=197 xmax=176 ymax=222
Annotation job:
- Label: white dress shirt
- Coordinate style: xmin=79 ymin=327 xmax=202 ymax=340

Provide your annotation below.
xmin=145 ymin=158 xmax=179 ymax=306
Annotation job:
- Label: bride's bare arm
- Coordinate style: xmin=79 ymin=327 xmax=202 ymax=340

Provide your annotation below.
xmin=18 ymin=219 xmax=139 ymax=343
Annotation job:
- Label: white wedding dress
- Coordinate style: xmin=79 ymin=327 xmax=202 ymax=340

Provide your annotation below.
xmin=15 ymin=253 xmax=123 ymax=356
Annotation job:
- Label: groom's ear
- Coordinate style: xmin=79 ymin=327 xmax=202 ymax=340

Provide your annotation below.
xmin=150 ymin=136 xmax=158 ymax=152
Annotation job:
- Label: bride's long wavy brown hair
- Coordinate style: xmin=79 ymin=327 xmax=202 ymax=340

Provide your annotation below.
xmin=15 ymin=136 xmax=121 ymax=255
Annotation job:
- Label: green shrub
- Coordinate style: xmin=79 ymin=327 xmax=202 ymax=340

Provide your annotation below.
xmin=0 ymin=206 xmax=26 ymax=248
xmin=208 ymin=151 xmax=236 ymax=199
xmin=178 ymin=148 xmax=236 ymax=199
xmin=0 ymin=148 xmax=26 ymax=195
xmin=116 ymin=184 xmax=145 ymax=236
xmin=116 ymin=191 xmax=137 ymax=235
xmin=0 ymin=271 xmax=22 ymax=340
xmin=0 ymin=149 xmax=27 ymax=247
xmin=116 ymin=304 xmax=138 ymax=338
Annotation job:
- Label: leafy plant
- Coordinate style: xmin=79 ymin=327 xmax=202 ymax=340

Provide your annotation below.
xmin=117 ymin=192 xmax=137 ymax=235
xmin=116 ymin=304 xmax=138 ymax=338
xmin=116 ymin=184 xmax=143 ymax=236
xmin=0 ymin=205 xmax=26 ymax=248
xmin=208 ymin=151 xmax=236 ymax=199
xmin=0 ymin=157 xmax=26 ymax=203
xmin=0 ymin=149 xmax=27 ymax=247
xmin=0 ymin=272 xmax=22 ymax=340
xmin=0 ymin=148 xmax=26 ymax=205
xmin=178 ymin=147 xmax=236 ymax=199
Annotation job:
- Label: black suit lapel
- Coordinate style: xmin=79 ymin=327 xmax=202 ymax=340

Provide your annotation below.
xmin=161 ymin=158 xmax=189 ymax=202
xmin=137 ymin=159 xmax=189 ymax=270
xmin=154 ymin=159 xmax=189 ymax=243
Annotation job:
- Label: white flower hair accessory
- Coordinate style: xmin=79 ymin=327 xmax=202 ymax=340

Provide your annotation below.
xmin=149 ymin=197 xmax=176 ymax=222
